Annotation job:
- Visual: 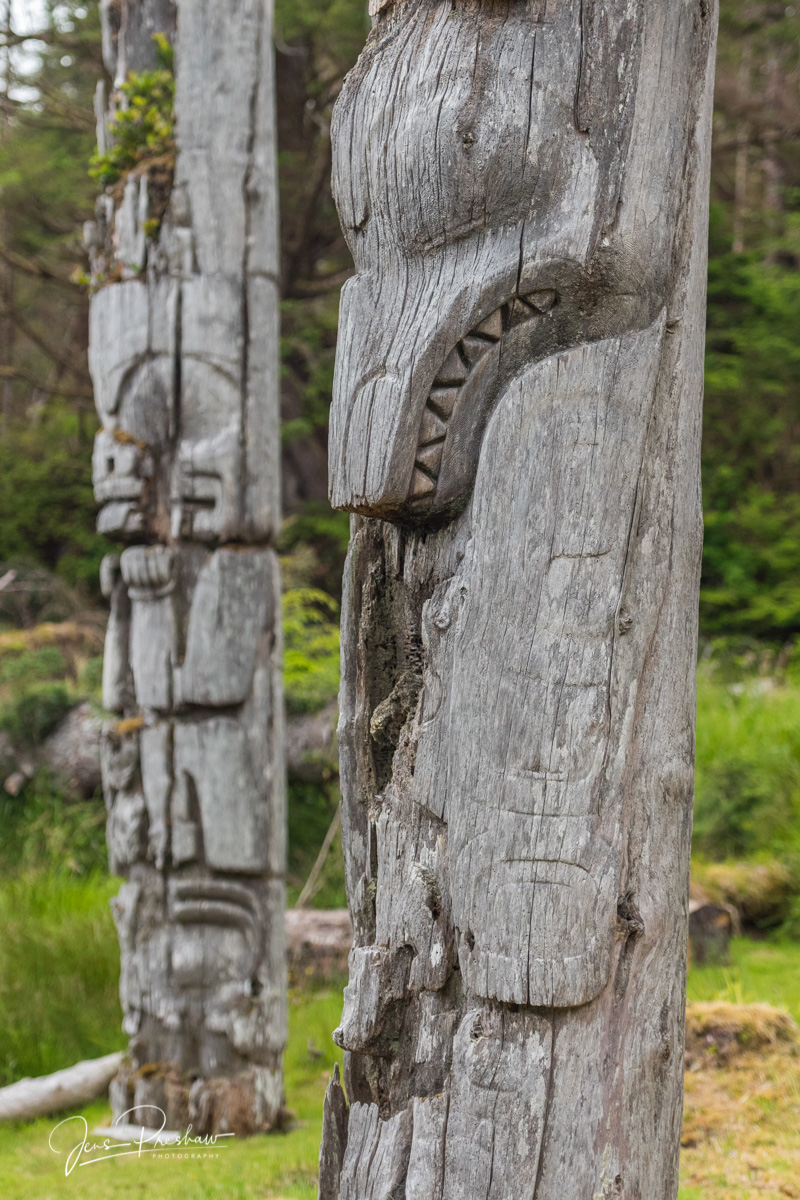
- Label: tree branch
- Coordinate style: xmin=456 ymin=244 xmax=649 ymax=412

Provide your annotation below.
xmin=0 ymin=302 xmax=88 ymax=381
xmin=0 ymin=365 xmax=92 ymax=400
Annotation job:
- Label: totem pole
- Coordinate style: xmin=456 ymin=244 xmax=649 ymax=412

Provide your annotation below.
xmin=320 ymin=1 xmax=718 ymax=1196
xmin=88 ymin=0 xmax=285 ymax=1134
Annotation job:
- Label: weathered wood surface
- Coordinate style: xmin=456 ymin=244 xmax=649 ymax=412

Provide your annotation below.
xmin=322 ymin=1 xmax=718 ymax=1196
xmin=88 ymin=0 xmax=285 ymax=1134
xmin=0 ymin=1053 xmax=123 ymax=1123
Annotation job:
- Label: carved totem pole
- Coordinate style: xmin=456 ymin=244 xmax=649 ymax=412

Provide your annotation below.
xmin=88 ymin=0 xmax=285 ymax=1133
xmin=320 ymin=1 xmax=718 ymax=1196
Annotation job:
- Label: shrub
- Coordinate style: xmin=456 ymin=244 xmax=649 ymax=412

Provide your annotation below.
xmin=283 ymin=588 xmax=340 ymax=715
xmin=0 ymin=682 xmax=72 ymax=747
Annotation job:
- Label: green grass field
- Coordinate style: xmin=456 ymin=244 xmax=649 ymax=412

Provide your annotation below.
xmin=0 ymin=981 xmax=344 ymax=1200
xmin=2 ymin=861 xmax=800 ymax=1200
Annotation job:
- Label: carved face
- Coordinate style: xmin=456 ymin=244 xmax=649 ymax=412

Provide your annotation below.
xmin=328 ymin=0 xmax=665 ymax=521
xmin=170 ymin=279 xmax=246 ymax=542
xmin=89 ymin=279 xmax=174 ymax=537
xmin=113 ymin=871 xmax=280 ymax=1073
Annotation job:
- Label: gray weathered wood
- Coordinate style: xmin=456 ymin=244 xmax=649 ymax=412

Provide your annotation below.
xmin=88 ymin=0 xmax=285 ymax=1135
xmin=322 ymin=1 xmax=718 ymax=1195
xmin=0 ymin=1053 xmax=124 ymax=1123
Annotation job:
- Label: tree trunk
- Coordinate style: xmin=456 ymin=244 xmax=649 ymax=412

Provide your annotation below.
xmin=320 ymin=2 xmax=717 ymax=1196
xmin=88 ymin=0 xmax=285 ymax=1135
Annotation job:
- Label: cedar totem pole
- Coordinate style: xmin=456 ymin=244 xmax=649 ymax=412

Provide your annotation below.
xmin=88 ymin=0 xmax=285 ymax=1134
xmin=320 ymin=1 xmax=718 ymax=1196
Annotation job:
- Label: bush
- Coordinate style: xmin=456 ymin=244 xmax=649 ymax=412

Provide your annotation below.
xmin=693 ymin=860 xmax=795 ymax=928
xmin=283 ymin=588 xmax=340 ymax=715
xmin=0 ymin=682 xmax=72 ymax=747
xmin=693 ymin=667 xmax=800 ymax=862
xmin=89 ymin=36 xmax=174 ymax=188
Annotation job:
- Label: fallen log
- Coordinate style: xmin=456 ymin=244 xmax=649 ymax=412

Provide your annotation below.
xmin=0 ymin=1051 xmax=124 ymax=1123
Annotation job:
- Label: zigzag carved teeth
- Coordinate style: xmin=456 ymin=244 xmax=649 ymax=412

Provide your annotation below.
xmin=410 ymin=468 xmax=436 ymax=499
xmin=461 ymin=334 xmax=494 ymax=367
xmin=416 ymin=441 xmax=444 ymax=477
xmin=419 ymin=408 xmax=447 ymax=445
xmin=473 ymin=310 xmax=503 ymax=340
xmin=507 ymin=298 xmax=536 ymax=327
xmin=411 ymin=295 xmax=558 ymax=505
xmin=521 ymin=288 xmax=558 ymax=313
xmin=428 ymin=387 xmax=459 ymax=420
xmin=434 ymin=346 xmax=468 ymax=386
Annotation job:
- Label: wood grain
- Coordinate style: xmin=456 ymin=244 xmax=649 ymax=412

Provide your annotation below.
xmin=323 ymin=0 xmax=718 ymax=1194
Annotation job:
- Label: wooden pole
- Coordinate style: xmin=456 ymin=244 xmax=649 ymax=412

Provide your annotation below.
xmin=88 ymin=0 xmax=286 ymax=1135
xmin=320 ymin=2 xmax=718 ymax=1195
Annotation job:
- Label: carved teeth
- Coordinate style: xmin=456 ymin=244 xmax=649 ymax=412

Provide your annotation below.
xmin=522 ymin=288 xmax=558 ymax=313
xmin=434 ymin=346 xmax=468 ymax=386
xmin=507 ymin=298 xmax=537 ymax=327
xmin=428 ymin=387 xmax=459 ymax=420
xmin=473 ymin=310 xmax=503 ymax=340
xmin=410 ymin=468 xmax=436 ymax=499
xmin=419 ymin=408 xmax=447 ymax=445
xmin=416 ymin=441 xmax=444 ymax=477
xmin=461 ymin=335 xmax=493 ymax=367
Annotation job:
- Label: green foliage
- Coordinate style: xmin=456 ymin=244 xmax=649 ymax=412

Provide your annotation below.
xmin=0 ymin=871 xmax=123 ymax=1087
xmin=78 ymin=654 xmax=104 ymax=696
xmin=283 ymin=588 xmax=340 ymax=715
xmin=89 ymin=41 xmax=175 ymax=188
xmin=0 ymin=771 xmax=107 ymax=876
xmin=279 ymin=506 xmax=351 ymax=598
xmin=274 ymin=0 xmax=368 ymax=79
xmin=0 ymin=647 xmax=65 ymax=686
xmin=0 ymin=405 xmax=111 ymax=593
xmin=287 ymin=781 xmax=346 ymax=908
xmin=0 ymin=684 xmax=72 ymax=747
xmin=693 ymin=665 xmax=800 ymax=863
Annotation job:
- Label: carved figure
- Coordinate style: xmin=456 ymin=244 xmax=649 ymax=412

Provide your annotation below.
xmin=89 ymin=0 xmax=285 ymax=1134
xmin=320 ymin=2 xmax=718 ymax=1196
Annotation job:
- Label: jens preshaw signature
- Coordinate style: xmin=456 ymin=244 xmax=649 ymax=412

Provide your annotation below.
xmin=48 ymin=1106 xmax=234 ymax=1175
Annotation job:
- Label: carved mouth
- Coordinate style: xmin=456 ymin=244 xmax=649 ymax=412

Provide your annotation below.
xmin=409 ymin=289 xmax=558 ymax=505
xmin=168 ymin=879 xmax=260 ymax=933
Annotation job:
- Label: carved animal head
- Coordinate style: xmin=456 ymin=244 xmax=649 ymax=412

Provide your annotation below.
xmin=328 ymin=0 xmax=701 ymax=522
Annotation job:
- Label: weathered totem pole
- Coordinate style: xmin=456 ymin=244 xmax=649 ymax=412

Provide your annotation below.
xmin=320 ymin=1 xmax=717 ymax=1195
xmin=88 ymin=0 xmax=285 ymax=1133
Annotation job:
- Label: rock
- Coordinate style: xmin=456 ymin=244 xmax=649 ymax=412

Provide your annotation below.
xmin=285 ymin=701 xmax=338 ymax=784
xmin=286 ymin=907 xmax=352 ymax=979
xmin=688 ymin=900 xmax=735 ymax=966
xmin=42 ymin=701 xmax=103 ymax=796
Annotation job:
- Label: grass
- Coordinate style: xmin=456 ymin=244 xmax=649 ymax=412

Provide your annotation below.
xmin=694 ymin=665 xmax=800 ymax=865
xmin=2 ymin=868 xmax=800 ymax=1199
xmin=0 ymin=985 xmax=345 ymax=1200
xmin=687 ymin=937 xmax=800 ymax=1024
xmin=0 ymin=872 xmax=123 ymax=1085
